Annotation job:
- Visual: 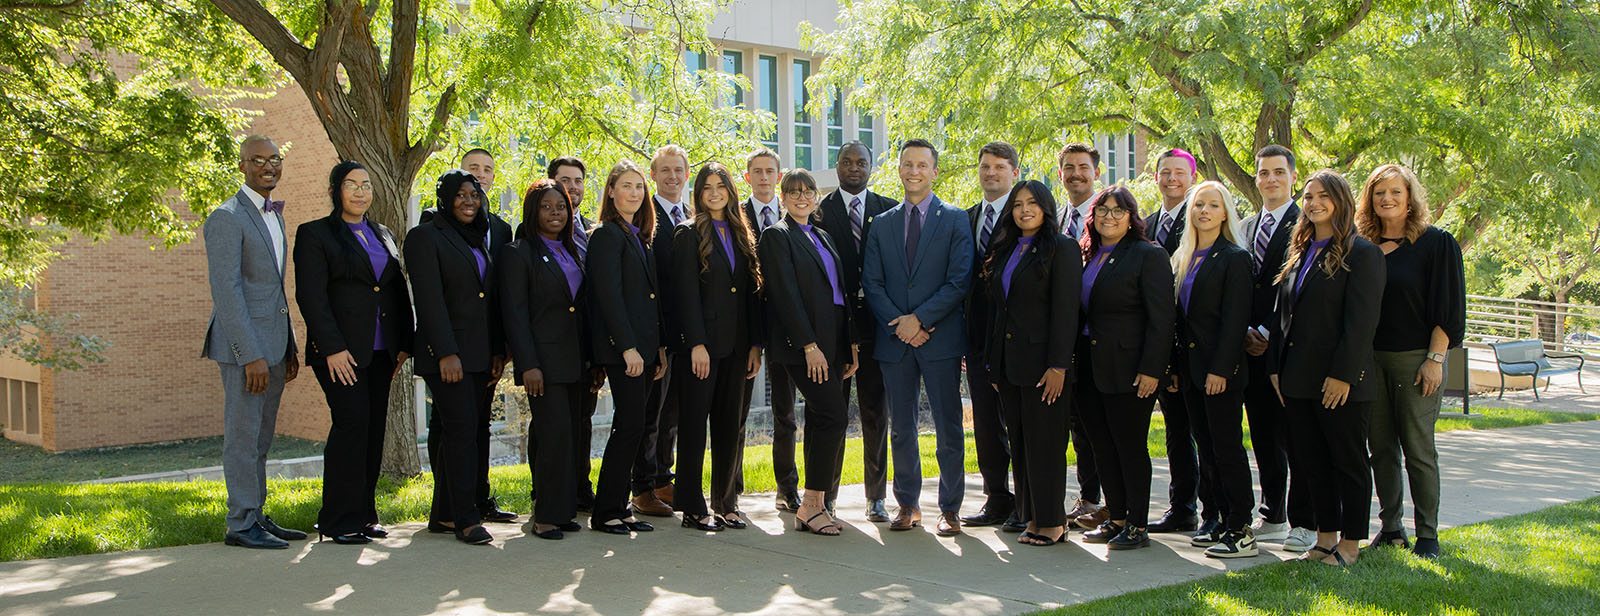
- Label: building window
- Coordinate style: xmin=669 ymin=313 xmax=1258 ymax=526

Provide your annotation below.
xmin=684 ymin=49 xmax=707 ymax=75
xmin=1126 ymin=134 xmax=1137 ymax=179
xmin=826 ymin=89 xmax=844 ymax=168
xmin=1105 ymin=135 xmax=1119 ymax=185
xmin=758 ymin=55 xmax=778 ymax=150
xmin=722 ymin=50 xmax=744 ymax=108
xmin=858 ymin=112 xmax=874 ymax=150
xmin=792 ymin=59 xmax=813 ymax=171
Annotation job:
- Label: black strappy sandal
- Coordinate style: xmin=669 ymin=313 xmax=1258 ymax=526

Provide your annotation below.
xmin=795 ymin=510 xmax=840 ymax=536
xmin=1320 ymin=548 xmax=1354 ymax=567
xmin=1301 ymin=544 xmax=1337 ymax=562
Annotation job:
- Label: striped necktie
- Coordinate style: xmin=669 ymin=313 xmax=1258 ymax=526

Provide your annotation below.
xmin=979 ymin=205 xmax=995 ymax=252
xmin=1253 ymin=212 xmax=1275 ymax=273
xmin=849 ymin=197 xmax=863 ymax=249
xmin=1157 ymin=212 xmax=1174 ymax=245
xmin=571 ymin=214 xmax=589 ymax=256
xmin=761 ymin=206 xmax=775 ymax=229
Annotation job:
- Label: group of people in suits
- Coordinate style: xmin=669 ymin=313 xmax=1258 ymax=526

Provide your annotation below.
xmin=202 ymin=133 xmax=1464 ymax=566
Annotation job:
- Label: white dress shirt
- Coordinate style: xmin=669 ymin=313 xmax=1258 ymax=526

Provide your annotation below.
xmin=239 ymin=185 xmax=284 ymax=274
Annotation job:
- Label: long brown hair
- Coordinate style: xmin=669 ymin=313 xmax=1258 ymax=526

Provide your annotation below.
xmin=598 ymin=160 xmax=655 ymax=245
xmin=1276 ymin=169 xmax=1357 ymax=284
xmin=691 ymin=163 xmax=762 ymax=290
xmin=1355 ymin=163 xmax=1431 ymax=243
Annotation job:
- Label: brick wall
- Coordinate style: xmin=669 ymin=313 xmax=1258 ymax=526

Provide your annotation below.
xmin=37 ymin=83 xmax=341 ymax=451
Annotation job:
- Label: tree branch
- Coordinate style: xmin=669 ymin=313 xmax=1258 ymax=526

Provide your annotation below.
xmin=208 ymin=0 xmax=311 ymax=77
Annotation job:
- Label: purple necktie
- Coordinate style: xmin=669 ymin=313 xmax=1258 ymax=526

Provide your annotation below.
xmin=263 ymin=200 xmax=284 ymax=214
xmin=906 ymin=206 xmax=922 ymax=267
xmin=979 ymin=206 xmax=995 ymax=253
xmin=761 ymin=207 xmax=774 ymax=229
xmin=849 ymin=197 xmax=864 ymax=249
xmin=571 ymin=214 xmax=589 ymax=256
xmin=1068 ymin=207 xmax=1081 ymax=238
xmin=1253 ymin=212 xmax=1275 ymax=273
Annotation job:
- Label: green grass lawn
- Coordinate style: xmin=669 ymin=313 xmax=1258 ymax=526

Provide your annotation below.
xmin=1039 ymin=495 xmax=1600 ymax=615
xmin=0 ymin=435 xmax=326 ymax=483
xmin=0 ymin=407 xmax=1593 ymax=562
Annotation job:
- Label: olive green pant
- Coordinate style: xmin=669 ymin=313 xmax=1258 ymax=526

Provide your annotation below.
xmin=1369 ymin=349 xmax=1444 ymax=540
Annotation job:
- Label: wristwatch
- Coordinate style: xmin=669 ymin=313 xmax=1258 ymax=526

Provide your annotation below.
xmin=1426 ymin=351 xmax=1446 ymax=364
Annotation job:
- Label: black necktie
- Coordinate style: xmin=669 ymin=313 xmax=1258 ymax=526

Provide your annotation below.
xmin=906 ymin=206 xmax=922 ymax=267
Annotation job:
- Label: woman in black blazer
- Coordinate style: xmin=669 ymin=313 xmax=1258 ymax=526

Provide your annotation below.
xmin=404 ymin=169 xmax=506 ymax=545
xmin=1268 ymin=169 xmax=1386 ymax=567
xmin=1074 ymin=186 xmax=1174 ymax=550
xmin=1169 ymin=180 xmax=1257 ymax=558
xmin=588 ymin=160 xmax=667 ymax=535
xmin=293 ymin=161 xmax=412 ymax=545
xmin=981 ymin=180 xmax=1081 ymax=546
xmin=758 ymin=168 xmax=858 ymax=536
xmin=496 ymin=180 xmax=598 ymax=540
xmin=672 ymin=163 xmax=765 ymax=532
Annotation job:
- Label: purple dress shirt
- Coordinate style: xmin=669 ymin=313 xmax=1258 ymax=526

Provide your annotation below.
xmin=1295 ymin=237 xmax=1331 ymax=299
xmin=797 ymin=222 xmax=846 ymax=306
xmin=1179 ymin=247 xmax=1210 ymax=315
xmin=350 ymin=220 xmax=390 ymax=351
xmin=1081 ymin=246 xmax=1110 ymax=335
xmin=712 ymin=220 xmax=735 ymax=266
xmin=1001 ymin=235 xmax=1034 ymax=298
xmin=541 ymin=236 xmax=583 ymax=299
xmin=903 ymin=193 xmax=934 ymax=242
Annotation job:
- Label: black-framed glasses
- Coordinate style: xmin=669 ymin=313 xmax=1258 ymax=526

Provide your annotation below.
xmin=1092 ymin=206 xmax=1128 ymax=220
xmin=783 ymin=189 xmax=818 ymax=200
xmin=243 ymin=156 xmax=284 ymax=168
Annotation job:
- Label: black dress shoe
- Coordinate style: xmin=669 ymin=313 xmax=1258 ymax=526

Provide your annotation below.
xmin=1412 ymin=537 xmax=1441 ymax=558
xmin=625 ymin=519 xmax=655 ymax=532
xmin=776 ymin=492 xmax=801 ymax=512
xmin=865 ymin=499 xmax=890 ymax=523
xmin=226 ymin=523 xmax=289 ymax=549
xmin=960 ymin=504 xmax=1014 ymax=526
xmin=1000 ymin=513 xmax=1027 ymax=533
xmin=1147 ymin=508 xmax=1199 ymax=533
xmin=360 ymin=524 xmax=389 ymax=539
xmin=456 ymin=525 xmax=493 ymax=545
xmin=479 ymin=497 xmax=519 ymax=523
xmin=557 ymin=521 xmax=582 ymax=532
xmin=592 ymin=519 xmax=632 ymax=535
xmin=681 ymin=514 xmax=725 ymax=532
xmin=1108 ymin=525 xmax=1150 ymax=550
xmin=261 ymin=516 xmax=308 ymax=541
xmin=325 ymin=532 xmax=372 ymax=545
xmin=1194 ymin=518 xmax=1223 ymax=540
xmin=427 ymin=520 xmax=455 ymax=534
xmin=1083 ymin=520 xmax=1124 ymax=544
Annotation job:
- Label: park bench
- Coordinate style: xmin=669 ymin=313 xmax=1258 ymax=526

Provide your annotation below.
xmin=1489 ymin=340 xmax=1587 ymax=401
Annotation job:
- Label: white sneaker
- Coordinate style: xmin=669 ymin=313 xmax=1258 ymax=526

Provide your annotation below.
xmin=1251 ymin=519 xmax=1290 ymax=542
xmin=1282 ymin=526 xmax=1317 ymax=552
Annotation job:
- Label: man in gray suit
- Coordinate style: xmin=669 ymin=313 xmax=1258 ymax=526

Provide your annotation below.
xmin=202 ymin=134 xmax=307 ymax=549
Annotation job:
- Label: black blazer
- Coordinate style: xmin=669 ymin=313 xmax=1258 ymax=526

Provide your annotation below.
xmin=1081 ymin=238 xmax=1176 ymax=394
xmin=496 ymin=237 xmax=589 ymax=384
xmin=984 ymin=232 xmax=1082 ymax=387
xmin=1269 ymin=236 xmax=1386 ymax=402
xmin=652 ymin=197 xmax=689 ymax=346
xmin=1245 ymin=203 xmax=1301 ymax=329
xmin=293 ymin=214 xmax=413 ymax=367
xmin=588 ymin=221 xmax=663 ymax=366
xmin=671 ymin=222 xmax=763 ymax=358
xmin=1144 ymin=204 xmax=1186 ymax=256
xmin=757 ymin=218 xmax=853 ymax=365
xmin=816 ymin=189 xmax=894 ymax=343
xmin=1175 ymin=239 xmax=1253 ymax=389
xmin=403 ymin=216 xmax=503 ymax=376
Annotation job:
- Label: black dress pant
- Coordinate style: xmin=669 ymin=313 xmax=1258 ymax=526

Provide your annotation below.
xmin=1244 ymin=354 xmax=1314 ymax=527
xmin=1182 ymin=383 xmax=1253 ymax=530
xmin=1285 ymin=397 xmax=1373 ymax=539
xmin=968 ymin=359 xmax=1013 ymax=510
xmin=472 ymin=370 xmax=496 ymax=510
xmin=785 ymin=359 xmax=849 ymax=494
xmin=766 ymin=352 xmax=800 ymax=498
xmin=598 ymin=364 xmax=652 ymax=523
xmin=314 ymin=353 xmax=395 ymax=536
xmin=676 ymin=354 xmax=749 ymax=517
xmin=1157 ymin=386 xmax=1205 ymax=518
xmin=849 ymin=352 xmax=889 ymax=502
xmin=425 ymin=371 xmax=490 ymax=529
xmin=529 ymin=387 xmax=597 ymax=508
xmin=996 ymin=381 xmax=1069 ymax=527
xmin=1072 ymin=412 xmax=1100 ymax=502
xmin=635 ymin=352 xmax=679 ymax=494
xmin=529 ymin=382 xmax=586 ymax=525
xmin=1076 ymin=337 xmax=1155 ymax=526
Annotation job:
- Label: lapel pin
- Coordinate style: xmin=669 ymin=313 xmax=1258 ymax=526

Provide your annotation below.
xmin=542 ymin=256 xmax=550 ymax=263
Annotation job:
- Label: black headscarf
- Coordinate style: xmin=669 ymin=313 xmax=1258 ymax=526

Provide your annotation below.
xmin=434 ymin=169 xmax=489 ymax=250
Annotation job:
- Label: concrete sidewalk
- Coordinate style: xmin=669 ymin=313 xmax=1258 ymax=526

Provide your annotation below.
xmin=3 ymin=421 xmax=1598 ymax=615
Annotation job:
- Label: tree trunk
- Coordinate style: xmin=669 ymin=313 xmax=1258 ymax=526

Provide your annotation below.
xmin=373 ymin=179 xmax=422 ymax=478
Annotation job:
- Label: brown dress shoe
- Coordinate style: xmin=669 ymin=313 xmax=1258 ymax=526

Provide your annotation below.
xmin=1065 ymin=498 xmax=1098 ymax=519
xmin=630 ymin=492 xmax=673 ymax=517
xmin=936 ymin=511 xmax=962 ymax=537
xmin=653 ymin=484 xmax=674 ymax=508
xmin=1073 ymin=506 xmax=1110 ymax=530
xmin=889 ymin=508 xmax=922 ymax=531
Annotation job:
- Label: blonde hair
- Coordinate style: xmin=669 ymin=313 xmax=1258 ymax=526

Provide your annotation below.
xmin=651 ymin=144 xmax=690 ymax=171
xmin=1170 ymin=181 xmax=1245 ymax=295
xmin=1355 ymin=163 xmax=1431 ymax=243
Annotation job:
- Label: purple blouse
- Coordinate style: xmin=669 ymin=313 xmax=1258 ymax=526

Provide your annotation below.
xmin=797 ymin=222 xmax=846 ymax=306
xmin=1001 ymin=235 xmax=1035 ymax=298
xmin=712 ymin=220 xmax=736 ymax=266
xmin=1179 ymin=247 xmax=1210 ymax=315
xmin=349 ymin=220 xmax=390 ymax=351
xmin=1295 ymin=237 xmax=1331 ymax=299
xmin=1080 ymin=246 xmax=1110 ymax=335
xmin=541 ymin=236 xmax=583 ymax=299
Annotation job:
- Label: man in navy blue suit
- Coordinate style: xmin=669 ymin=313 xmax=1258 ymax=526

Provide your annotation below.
xmin=862 ymin=139 xmax=975 ymax=536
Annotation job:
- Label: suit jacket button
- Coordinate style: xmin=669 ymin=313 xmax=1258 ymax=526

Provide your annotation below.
xmin=1255 ymin=283 xmax=1261 ymax=288
xmin=1188 ymin=342 xmax=1196 ymax=348
xmin=373 ymin=286 xmax=381 ymax=292
xmin=569 ymin=306 xmax=576 ymax=313
xmin=1091 ymin=339 xmax=1098 ymax=345
xmin=731 ymin=287 xmax=737 ymax=293
xmin=280 ymin=308 xmax=287 ymax=314
xmin=649 ymin=293 xmax=656 ymax=299
xmin=1005 ymin=333 xmax=1012 ymax=339
xmin=1289 ymin=342 xmax=1295 ymax=347
xmin=478 ymin=292 xmax=485 ymax=298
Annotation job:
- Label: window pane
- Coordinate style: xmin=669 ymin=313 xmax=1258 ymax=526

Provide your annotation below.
xmin=792 ymin=59 xmax=810 ymax=123
xmin=722 ymin=50 xmax=744 ymax=107
xmin=758 ymin=55 xmax=778 ymax=146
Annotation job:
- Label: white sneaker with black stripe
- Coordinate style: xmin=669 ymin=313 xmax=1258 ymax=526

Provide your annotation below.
xmin=1205 ymin=528 xmax=1259 ymax=559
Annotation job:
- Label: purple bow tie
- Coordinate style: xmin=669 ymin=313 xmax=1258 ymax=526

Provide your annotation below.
xmin=263 ymin=200 xmax=284 ymax=214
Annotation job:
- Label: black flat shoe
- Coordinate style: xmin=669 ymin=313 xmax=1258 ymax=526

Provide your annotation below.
xmin=682 ymin=514 xmax=724 ymax=532
xmin=361 ymin=524 xmax=389 ymax=539
xmin=1147 ymin=508 xmax=1199 ymax=533
xmin=455 ymin=525 xmax=493 ymax=545
xmin=1107 ymin=526 xmax=1150 ymax=550
xmin=427 ymin=521 xmax=455 ymax=534
xmin=533 ymin=527 xmax=564 ymax=540
xmin=557 ymin=521 xmax=582 ymax=532
xmin=592 ymin=519 xmax=632 ymax=535
xmin=1083 ymin=521 xmax=1124 ymax=544
xmin=717 ymin=512 xmax=748 ymax=530
xmin=1000 ymin=513 xmax=1027 ymax=533
xmin=324 ymin=532 xmax=371 ymax=545
xmin=624 ymin=518 xmax=655 ymax=532
xmin=961 ymin=504 xmax=1013 ymax=526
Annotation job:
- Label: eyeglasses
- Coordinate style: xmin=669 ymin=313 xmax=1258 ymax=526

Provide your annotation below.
xmin=1092 ymin=206 xmax=1129 ymax=220
xmin=243 ymin=156 xmax=284 ymax=168
xmin=342 ymin=181 xmax=374 ymax=194
xmin=783 ymin=189 xmax=818 ymax=200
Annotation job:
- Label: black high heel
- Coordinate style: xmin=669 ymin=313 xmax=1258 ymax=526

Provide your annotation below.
xmin=682 ymin=514 xmax=724 ymax=532
xmin=361 ymin=524 xmax=389 ymax=539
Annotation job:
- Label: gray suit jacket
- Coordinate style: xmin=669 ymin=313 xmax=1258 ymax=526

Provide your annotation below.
xmin=201 ymin=189 xmax=297 ymax=365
